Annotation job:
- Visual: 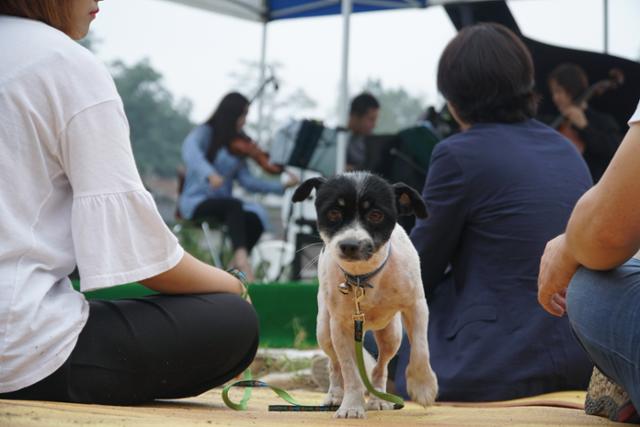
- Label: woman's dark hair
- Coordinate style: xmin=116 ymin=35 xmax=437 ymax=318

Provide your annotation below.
xmin=0 ymin=0 xmax=74 ymax=37
xmin=349 ymin=92 xmax=380 ymax=117
xmin=437 ymin=23 xmax=538 ymax=124
xmin=548 ymin=63 xmax=589 ymax=101
xmin=204 ymin=92 xmax=249 ymax=162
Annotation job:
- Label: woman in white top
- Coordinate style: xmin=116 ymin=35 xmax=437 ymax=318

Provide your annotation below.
xmin=0 ymin=0 xmax=258 ymax=404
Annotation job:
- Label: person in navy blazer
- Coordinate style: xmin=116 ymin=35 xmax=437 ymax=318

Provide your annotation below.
xmin=402 ymin=23 xmax=594 ymax=401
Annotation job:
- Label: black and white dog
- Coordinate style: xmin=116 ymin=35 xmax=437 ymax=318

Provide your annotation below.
xmin=292 ymin=172 xmax=438 ymax=419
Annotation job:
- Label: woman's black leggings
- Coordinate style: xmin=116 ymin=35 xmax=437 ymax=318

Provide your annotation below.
xmin=193 ymin=197 xmax=264 ymax=252
xmin=0 ymin=293 xmax=259 ymax=405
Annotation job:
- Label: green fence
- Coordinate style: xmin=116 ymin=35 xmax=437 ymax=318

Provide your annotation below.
xmin=73 ymin=280 xmax=319 ymax=348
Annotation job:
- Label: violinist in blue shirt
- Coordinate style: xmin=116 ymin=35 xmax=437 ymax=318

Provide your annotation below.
xmin=179 ymin=92 xmax=298 ymax=281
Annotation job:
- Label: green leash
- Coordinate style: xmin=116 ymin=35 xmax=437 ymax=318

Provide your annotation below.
xmin=222 ymin=378 xmax=340 ymax=412
xmin=221 ymin=370 xmax=254 ymax=410
xmin=222 ymin=285 xmax=404 ymax=412
xmin=353 ymin=313 xmax=404 ymax=410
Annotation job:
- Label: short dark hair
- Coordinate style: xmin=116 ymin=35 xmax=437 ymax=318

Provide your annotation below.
xmin=437 ymin=23 xmax=538 ymax=124
xmin=548 ymin=63 xmax=589 ymax=101
xmin=349 ymin=92 xmax=380 ymax=117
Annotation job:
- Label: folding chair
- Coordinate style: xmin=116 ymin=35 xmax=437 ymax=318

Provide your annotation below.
xmin=173 ymin=167 xmax=230 ymax=268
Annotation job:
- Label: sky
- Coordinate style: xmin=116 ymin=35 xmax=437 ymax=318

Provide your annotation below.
xmin=90 ymin=0 xmax=640 ymax=128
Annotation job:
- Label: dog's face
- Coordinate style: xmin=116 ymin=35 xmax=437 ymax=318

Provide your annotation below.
xmin=292 ymin=172 xmax=427 ymax=262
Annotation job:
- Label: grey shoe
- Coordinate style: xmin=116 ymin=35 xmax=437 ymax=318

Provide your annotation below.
xmin=585 ymin=367 xmax=639 ymax=423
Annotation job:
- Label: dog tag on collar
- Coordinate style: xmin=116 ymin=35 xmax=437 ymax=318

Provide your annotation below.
xmin=338 ymin=282 xmax=350 ymax=294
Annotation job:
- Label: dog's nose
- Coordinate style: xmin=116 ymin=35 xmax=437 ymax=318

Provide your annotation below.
xmin=339 ymin=239 xmax=361 ymax=258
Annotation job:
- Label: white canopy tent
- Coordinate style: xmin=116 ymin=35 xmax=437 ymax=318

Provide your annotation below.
xmin=158 ymin=0 xmax=458 ymax=173
xmin=158 ymin=0 xmax=612 ymax=173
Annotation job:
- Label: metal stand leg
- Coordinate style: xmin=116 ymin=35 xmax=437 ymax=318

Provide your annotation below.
xmin=201 ymin=221 xmax=223 ymax=268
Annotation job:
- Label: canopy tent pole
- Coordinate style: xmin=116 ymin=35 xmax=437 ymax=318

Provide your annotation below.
xmin=603 ymin=0 xmax=609 ymax=53
xmin=336 ymin=0 xmax=352 ymax=175
xmin=256 ymin=21 xmax=268 ymax=145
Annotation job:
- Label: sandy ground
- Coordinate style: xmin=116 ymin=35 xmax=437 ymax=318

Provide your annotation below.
xmin=0 ymin=389 xmax=623 ymax=427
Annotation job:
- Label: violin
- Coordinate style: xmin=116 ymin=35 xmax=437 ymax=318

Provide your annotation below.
xmin=229 ymin=132 xmax=284 ymax=174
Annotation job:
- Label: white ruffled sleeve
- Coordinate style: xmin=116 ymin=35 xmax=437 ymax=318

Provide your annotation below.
xmin=60 ymin=99 xmax=183 ymax=292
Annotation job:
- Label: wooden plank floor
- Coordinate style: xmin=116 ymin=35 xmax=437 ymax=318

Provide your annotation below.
xmin=0 ymin=389 xmax=623 ymax=426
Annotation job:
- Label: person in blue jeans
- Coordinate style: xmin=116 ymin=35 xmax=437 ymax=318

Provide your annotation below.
xmin=538 ymin=100 xmax=640 ymax=423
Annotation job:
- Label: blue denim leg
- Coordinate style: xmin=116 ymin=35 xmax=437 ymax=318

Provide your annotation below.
xmin=567 ymin=258 xmax=640 ymax=408
xmin=363 ymin=330 xmax=378 ymax=359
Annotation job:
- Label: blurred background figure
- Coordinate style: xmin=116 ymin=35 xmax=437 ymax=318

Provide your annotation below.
xmin=346 ymin=92 xmax=380 ymax=170
xmin=547 ymin=63 xmax=622 ymax=183
xmin=178 ymin=92 xmax=297 ymax=281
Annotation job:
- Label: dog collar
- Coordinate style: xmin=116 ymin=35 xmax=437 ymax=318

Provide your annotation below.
xmin=336 ymin=244 xmax=392 ymax=295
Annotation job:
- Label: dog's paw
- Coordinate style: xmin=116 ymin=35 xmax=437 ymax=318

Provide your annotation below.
xmin=334 ymin=404 xmax=366 ymax=419
xmin=406 ymin=368 xmax=438 ymax=407
xmin=322 ymin=387 xmax=344 ymax=406
xmin=366 ymin=396 xmax=395 ymax=411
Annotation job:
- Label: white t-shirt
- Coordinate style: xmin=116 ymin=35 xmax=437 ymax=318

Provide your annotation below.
xmin=0 ymin=16 xmax=184 ymax=393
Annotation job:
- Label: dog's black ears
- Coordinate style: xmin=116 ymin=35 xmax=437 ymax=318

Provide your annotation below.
xmin=292 ymin=177 xmax=327 ymax=202
xmin=393 ymin=182 xmax=428 ymax=218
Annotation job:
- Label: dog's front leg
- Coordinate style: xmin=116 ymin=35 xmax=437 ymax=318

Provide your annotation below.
xmin=317 ymin=305 xmax=344 ymax=406
xmin=366 ymin=314 xmax=402 ymax=411
xmin=402 ymin=300 xmax=438 ymax=407
xmin=330 ymin=317 xmax=366 ymax=418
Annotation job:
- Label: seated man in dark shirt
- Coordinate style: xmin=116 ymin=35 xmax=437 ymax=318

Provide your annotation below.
xmin=346 ymin=92 xmax=379 ymax=170
xmin=396 ymin=23 xmax=593 ymax=402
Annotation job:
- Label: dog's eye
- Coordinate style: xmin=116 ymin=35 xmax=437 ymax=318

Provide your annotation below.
xmin=367 ymin=210 xmax=384 ymax=224
xmin=327 ymin=209 xmax=342 ymax=222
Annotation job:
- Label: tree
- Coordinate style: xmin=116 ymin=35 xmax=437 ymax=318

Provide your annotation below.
xmin=228 ymin=60 xmax=317 ymax=146
xmin=110 ymin=59 xmax=194 ymax=177
xmin=361 ymin=79 xmax=427 ymax=133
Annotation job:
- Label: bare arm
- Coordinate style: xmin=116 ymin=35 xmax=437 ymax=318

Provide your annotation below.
xmin=140 ymin=252 xmax=245 ymax=295
xmin=565 ymin=123 xmax=640 ymax=269
xmin=538 ymin=122 xmax=640 ymax=316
